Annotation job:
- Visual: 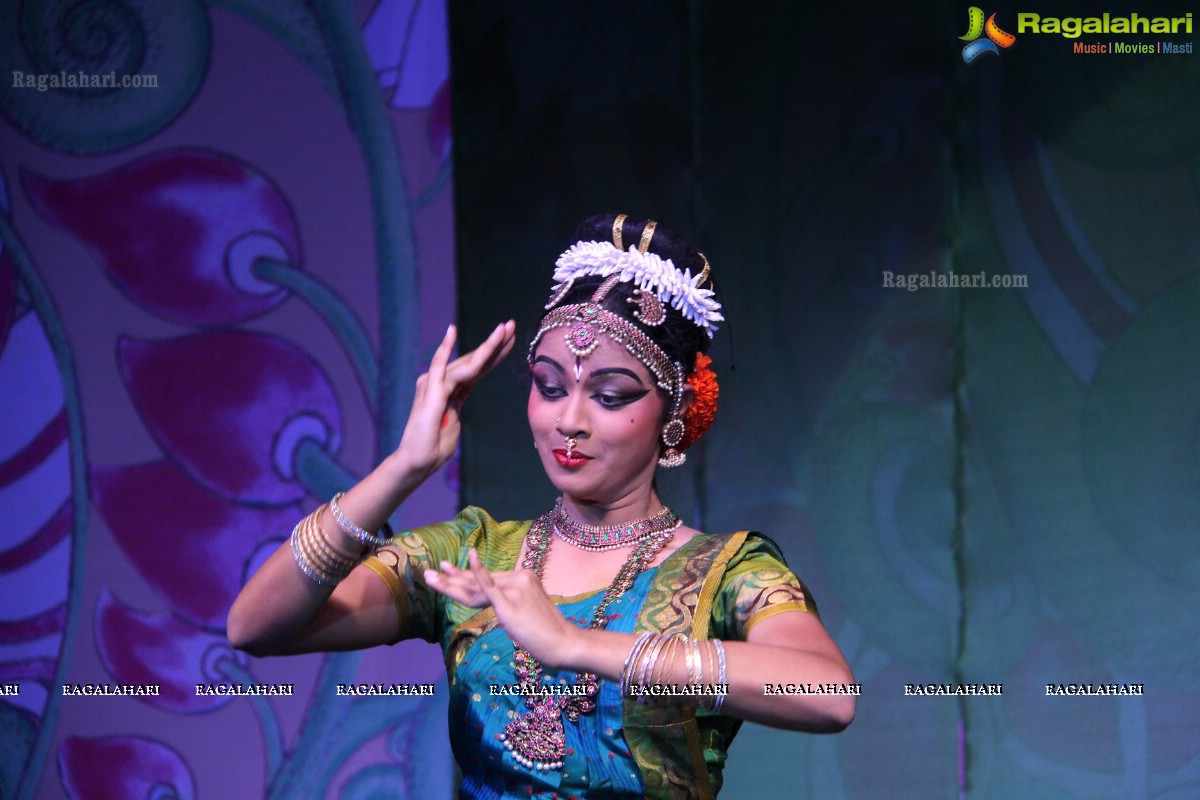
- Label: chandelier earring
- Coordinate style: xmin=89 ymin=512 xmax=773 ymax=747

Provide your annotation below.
xmin=658 ymin=420 xmax=686 ymax=468
xmin=658 ymin=363 xmax=687 ymax=468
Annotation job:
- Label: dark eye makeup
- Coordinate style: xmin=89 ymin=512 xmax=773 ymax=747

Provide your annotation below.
xmin=532 ymin=377 xmax=566 ymax=399
xmin=531 ymin=373 xmax=649 ymax=409
xmin=592 ymin=388 xmax=651 ymax=408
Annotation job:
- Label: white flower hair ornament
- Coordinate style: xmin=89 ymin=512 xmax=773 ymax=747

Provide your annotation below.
xmin=546 ymin=240 xmax=724 ymax=337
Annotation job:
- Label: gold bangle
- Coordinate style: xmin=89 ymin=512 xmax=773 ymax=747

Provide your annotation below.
xmin=687 ymin=638 xmax=702 ymax=687
xmin=304 ymin=514 xmax=357 ymax=572
xmin=637 ymin=635 xmax=669 ymax=698
xmin=657 ymin=636 xmax=681 ymax=687
xmin=292 ymin=511 xmax=343 ymax=585
xmin=316 ymin=506 xmax=367 ymax=560
xmin=621 ymin=632 xmax=653 ymax=697
xmin=655 ymin=637 xmax=685 ymax=707
xmin=299 ymin=520 xmax=341 ymax=579
xmin=294 ymin=507 xmax=358 ymax=584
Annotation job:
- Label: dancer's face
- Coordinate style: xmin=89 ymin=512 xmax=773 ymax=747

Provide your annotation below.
xmin=528 ymin=334 xmax=666 ymax=506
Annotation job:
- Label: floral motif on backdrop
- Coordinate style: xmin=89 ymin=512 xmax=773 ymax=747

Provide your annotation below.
xmin=0 ymin=0 xmax=455 ymax=797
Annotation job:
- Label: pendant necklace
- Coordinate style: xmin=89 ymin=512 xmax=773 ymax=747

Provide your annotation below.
xmin=499 ymin=505 xmax=676 ymax=770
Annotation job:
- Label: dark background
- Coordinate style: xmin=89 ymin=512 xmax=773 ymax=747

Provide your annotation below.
xmin=451 ymin=2 xmax=1200 ymax=797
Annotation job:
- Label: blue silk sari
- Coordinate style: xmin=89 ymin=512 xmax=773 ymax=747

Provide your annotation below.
xmin=449 ymin=569 xmax=657 ymax=799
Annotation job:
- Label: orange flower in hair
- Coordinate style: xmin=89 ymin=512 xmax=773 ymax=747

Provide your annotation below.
xmin=680 ymin=353 xmax=718 ymax=450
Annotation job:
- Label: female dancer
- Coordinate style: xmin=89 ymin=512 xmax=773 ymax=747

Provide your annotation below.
xmin=228 ymin=213 xmax=855 ymax=798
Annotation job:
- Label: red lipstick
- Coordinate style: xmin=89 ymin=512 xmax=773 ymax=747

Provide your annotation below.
xmin=552 ymin=449 xmax=591 ymax=468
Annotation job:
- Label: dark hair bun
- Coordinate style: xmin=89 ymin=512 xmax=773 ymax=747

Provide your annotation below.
xmin=574 ymin=213 xmax=710 ymax=284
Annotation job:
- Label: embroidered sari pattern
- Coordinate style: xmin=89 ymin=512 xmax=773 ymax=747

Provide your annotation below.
xmin=363 ymin=530 xmax=439 ymax=643
xmin=622 ymin=533 xmax=746 ymax=800
xmin=733 ymin=570 xmax=814 ymax=636
xmin=714 ymin=535 xmax=817 ymax=640
xmin=363 ymin=508 xmax=530 ymax=662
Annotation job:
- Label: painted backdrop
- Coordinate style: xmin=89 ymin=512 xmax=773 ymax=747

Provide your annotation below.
xmin=1 ymin=1 xmax=455 ymax=797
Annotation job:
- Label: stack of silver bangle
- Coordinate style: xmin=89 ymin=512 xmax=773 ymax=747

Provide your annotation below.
xmin=620 ymin=632 xmax=729 ymax=712
xmin=291 ymin=494 xmax=391 ymax=586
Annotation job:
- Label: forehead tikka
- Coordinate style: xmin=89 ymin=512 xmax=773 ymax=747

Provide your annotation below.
xmin=530 ymin=302 xmax=682 ymax=400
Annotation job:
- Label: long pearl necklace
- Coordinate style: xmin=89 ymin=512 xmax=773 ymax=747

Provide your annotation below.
xmin=551 ymin=497 xmax=681 ymax=551
xmin=499 ymin=507 xmax=674 ymax=771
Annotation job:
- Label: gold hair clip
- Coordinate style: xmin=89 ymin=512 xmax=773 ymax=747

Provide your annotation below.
xmin=612 ymin=214 xmax=627 ymax=251
xmin=638 ymin=220 xmax=657 ymax=254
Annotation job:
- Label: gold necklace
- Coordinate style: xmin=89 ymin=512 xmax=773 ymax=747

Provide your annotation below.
xmin=499 ymin=508 xmax=674 ymax=771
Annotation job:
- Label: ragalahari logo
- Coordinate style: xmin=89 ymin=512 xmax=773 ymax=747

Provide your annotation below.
xmin=960 ymin=7 xmax=1017 ymax=62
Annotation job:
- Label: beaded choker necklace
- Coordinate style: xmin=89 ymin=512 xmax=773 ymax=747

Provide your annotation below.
xmin=551 ymin=498 xmax=681 ymax=551
xmin=500 ymin=508 xmax=674 ymax=771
